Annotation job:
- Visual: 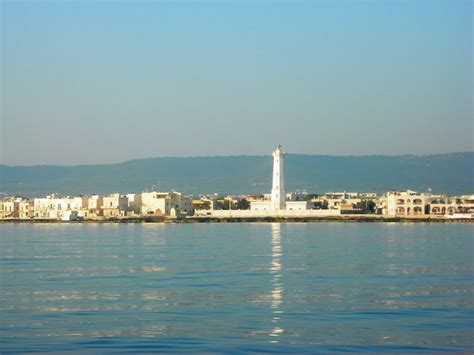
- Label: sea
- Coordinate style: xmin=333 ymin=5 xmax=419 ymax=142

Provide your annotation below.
xmin=1 ymin=223 xmax=473 ymax=352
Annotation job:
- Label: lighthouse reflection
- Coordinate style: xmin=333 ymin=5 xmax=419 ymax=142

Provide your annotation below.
xmin=269 ymin=223 xmax=284 ymax=341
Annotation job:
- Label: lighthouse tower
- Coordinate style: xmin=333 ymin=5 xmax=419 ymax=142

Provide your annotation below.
xmin=271 ymin=145 xmax=286 ymax=211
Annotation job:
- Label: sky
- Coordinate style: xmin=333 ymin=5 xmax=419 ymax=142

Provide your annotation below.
xmin=1 ymin=0 xmax=472 ymax=166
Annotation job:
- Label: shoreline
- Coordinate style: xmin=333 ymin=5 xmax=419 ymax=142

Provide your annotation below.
xmin=1 ymin=216 xmax=473 ymax=224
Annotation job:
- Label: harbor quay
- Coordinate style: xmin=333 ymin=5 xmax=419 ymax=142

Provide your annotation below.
xmin=1 ymin=146 xmax=473 ymax=222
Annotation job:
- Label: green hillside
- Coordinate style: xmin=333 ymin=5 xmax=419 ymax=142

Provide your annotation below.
xmin=1 ymin=153 xmax=472 ymax=197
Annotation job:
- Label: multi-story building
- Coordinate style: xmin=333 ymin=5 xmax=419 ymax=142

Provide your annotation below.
xmin=102 ymin=193 xmax=128 ymax=218
xmin=61 ymin=197 xmax=84 ymax=211
xmin=33 ymin=195 xmax=61 ymax=219
xmin=192 ymin=196 xmax=218 ymax=211
xmin=0 ymin=198 xmax=20 ymax=219
xmin=181 ymin=196 xmax=194 ymax=216
xmin=19 ymin=200 xmax=34 ymax=219
xmin=384 ymin=190 xmax=427 ymax=216
xmin=84 ymin=195 xmax=104 ymax=219
xmin=140 ymin=191 xmax=190 ymax=216
xmin=33 ymin=195 xmax=86 ymax=220
xmin=323 ymin=192 xmax=362 ymax=211
xmin=460 ymin=195 xmax=474 ymax=213
xmin=428 ymin=195 xmax=462 ymax=215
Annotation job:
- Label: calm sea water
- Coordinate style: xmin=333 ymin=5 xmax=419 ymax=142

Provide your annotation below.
xmin=1 ymin=223 xmax=473 ymax=352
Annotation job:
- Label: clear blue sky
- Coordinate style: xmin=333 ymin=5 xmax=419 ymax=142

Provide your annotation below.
xmin=1 ymin=0 xmax=472 ymax=166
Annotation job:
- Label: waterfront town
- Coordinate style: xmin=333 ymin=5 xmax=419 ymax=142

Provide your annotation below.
xmin=1 ymin=146 xmax=473 ymax=222
xmin=1 ymin=190 xmax=473 ymax=222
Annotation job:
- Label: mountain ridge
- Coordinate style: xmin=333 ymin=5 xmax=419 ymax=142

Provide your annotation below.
xmin=1 ymin=152 xmax=473 ymax=197
xmin=2 ymin=151 xmax=472 ymax=168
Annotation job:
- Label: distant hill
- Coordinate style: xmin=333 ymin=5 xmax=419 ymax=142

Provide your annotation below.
xmin=0 ymin=153 xmax=473 ymax=197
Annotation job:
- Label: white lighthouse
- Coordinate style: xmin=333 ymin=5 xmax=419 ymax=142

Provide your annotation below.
xmin=271 ymin=145 xmax=286 ymax=211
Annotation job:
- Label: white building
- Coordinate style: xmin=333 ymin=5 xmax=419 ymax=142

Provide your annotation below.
xmin=102 ymin=193 xmax=128 ymax=218
xmin=428 ymin=195 xmax=461 ymax=215
xmin=0 ymin=198 xmax=20 ymax=219
xmin=140 ymin=191 xmax=191 ymax=216
xmin=84 ymin=195 xmax=104 ymax=219
xmin=384 ymin=190 xmax=427 ymax=216
xmin=19 ymin=200 xmax=34 ymax=219
xmin=61 ymin=197 xmax=84 ymax=211
xmin=33 ymin=196 xmax=59 ymax=219
xmin=248 ymin=146 xmax=317 ymax=215
xmin=0 ymin=197 xmax=35 ymax=220
xmin=33 ymin=195 xmax=86 ymax=220
xmin=285 ymin=200 xmax=313 ymax=212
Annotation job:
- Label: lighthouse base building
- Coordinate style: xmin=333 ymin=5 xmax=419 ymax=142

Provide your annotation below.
xmin=250 ymin=145 xmax=288 ymax=213
xmin=249 ymin=145 xmax=326 ymax=215
xmin=194 ymin=145 xmax=341 ymax=218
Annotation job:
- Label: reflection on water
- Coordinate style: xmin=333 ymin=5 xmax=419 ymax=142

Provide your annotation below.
xmin=269 ymin=223 xmax=284 ymax=341
xmin=1 ymin=223 xmax=473 ymax=352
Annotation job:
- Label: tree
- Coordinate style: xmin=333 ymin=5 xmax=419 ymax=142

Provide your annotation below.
xmin=217 ymin=199 xmax=230 ymax=210
xmin=237 ymin=198 xmax=250 ymax=210
xmin=355 ymin=200 xmax=376 ymax=213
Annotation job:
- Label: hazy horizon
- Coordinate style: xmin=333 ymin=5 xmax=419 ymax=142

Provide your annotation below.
xmin=1 ymin=0 xmax=472 ymax=165
xmin=1 ymin=150 xmax=472 ymax=168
